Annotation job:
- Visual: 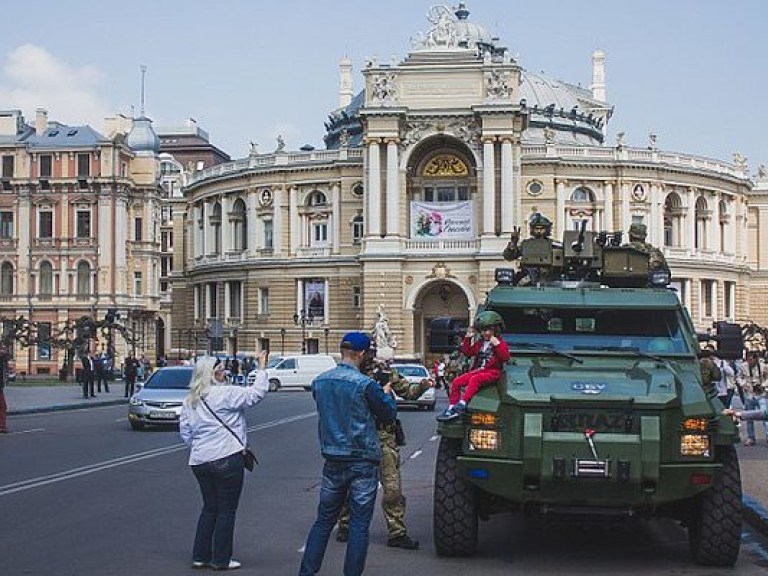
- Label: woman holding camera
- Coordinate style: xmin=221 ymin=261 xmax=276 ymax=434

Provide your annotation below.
xmin=179 ymin=351 xmax=268 ymax=570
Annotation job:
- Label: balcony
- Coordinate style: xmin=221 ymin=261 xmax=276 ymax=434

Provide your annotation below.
xmin=296 ymin=246 xmax=331 ymax=258
xmin=403 ymin=238 xmax=480 ymax=255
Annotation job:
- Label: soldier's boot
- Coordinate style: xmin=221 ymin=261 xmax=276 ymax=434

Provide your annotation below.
xmin=335 ymin=528 xmax=348 ymax=542
xmin=387 ymin=534 xmax=419 ymax=550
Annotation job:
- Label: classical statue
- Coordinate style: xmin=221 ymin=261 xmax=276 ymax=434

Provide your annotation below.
xmin=374 ymin=306 xmax=397 ymax=358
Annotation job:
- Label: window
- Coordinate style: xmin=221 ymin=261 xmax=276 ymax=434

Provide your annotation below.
xmin=724 ymin=281 xmax=735 ymax=319
xmin=39 ymin=211 xmax=53 ymax=238
xmin=571 ymin=187 xmax=595 ymax=202
xmin=232 ymin=199 xmax=247 ymax=251
xmin=352 ymin=215 xmax=364 ymax=244
xmin=134 ymin=271 xmax=143 ymax=296
xmin=229 ymin=281 xmax=242 ymax=319
xmin=77 ymin=153 xmax=90 ymax=177
xmin=0 ymin=212 xmax=13 ymax=239
xmin=353 ymin=286 xmax=361 ymax=308
xmin=701 ymin=279 xmax=713 ymax=318
xmin=308 ymin=190 xmax=327 ymax=206
xmin=39 ymin=154 xmax=52 ymax=177
xmin=259 ymin=287 xmax=269 ymax=315
xmin=208 ymin=283 xmax=218 ymax=318
xmin=76 ymin=262 xmax=91 ymax=295
xmin=40 ymin=261 xmax=53 ymax=295
xmin=1 ymin=156 xmax=13 ymax=178
xmin=0 ymin=262 xmax=13 ymax=295
xmin=263 ymin=220 xmax=273 ymax=249
xmin=695 ymin=196 xmax=708 ymax=250
xmin=312 ymin=222 xmax=328 ymax=245
xmin=161 ymin=256 xmax=170 ymax=278
xmin=423 ymin=185 xmax=469 ymax=202
xmin=134 ymin=217 xmax=143 ymax=242
xmin=211 ymin=203 xmax=222 ymax=254
xmin=76 ymin=210 xmax=91 ymax=238
xmin=259 ymin=338 xmax=270 ymax=353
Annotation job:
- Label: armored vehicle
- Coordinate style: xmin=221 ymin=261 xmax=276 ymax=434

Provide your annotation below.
xmin=433 ymin=228 xmax=742 ymax=567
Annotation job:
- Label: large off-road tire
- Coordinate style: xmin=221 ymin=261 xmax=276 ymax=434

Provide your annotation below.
xmin=433 ymin=437 xmax=478 ymax=556
xmin=688 ymin=445 xmax=742 ymax=566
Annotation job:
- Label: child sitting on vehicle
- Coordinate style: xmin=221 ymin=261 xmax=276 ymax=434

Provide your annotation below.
xmin=437 ymin=311 xmax=510 ymax=422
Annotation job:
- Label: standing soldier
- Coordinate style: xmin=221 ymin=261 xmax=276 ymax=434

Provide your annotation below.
xmin=698 ymin=346 xmax=722 ymax=396
xmin=335 ymin=359 xmax=421 ymax=550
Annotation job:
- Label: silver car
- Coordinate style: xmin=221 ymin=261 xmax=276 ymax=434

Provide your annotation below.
xmin=128 ymin=366 xmax=194 ymax=430
xmin=391 ymin=363 xmax=436 ymax=411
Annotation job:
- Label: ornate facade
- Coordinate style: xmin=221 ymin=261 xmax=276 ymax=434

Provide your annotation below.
xmin=172 ymin=5 xmax=764 ymax=362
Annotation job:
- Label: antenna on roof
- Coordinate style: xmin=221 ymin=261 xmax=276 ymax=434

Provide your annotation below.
xmin=140 ymin=64 xmax=147 ymax=116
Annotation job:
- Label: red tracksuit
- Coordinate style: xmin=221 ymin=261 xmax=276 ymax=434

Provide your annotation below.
xmin=448 ymin=335 xmax=511 ymax=405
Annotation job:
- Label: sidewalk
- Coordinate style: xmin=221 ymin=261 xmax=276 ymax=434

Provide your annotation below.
xmin=3 ymin=384 xmax=768 ymax=537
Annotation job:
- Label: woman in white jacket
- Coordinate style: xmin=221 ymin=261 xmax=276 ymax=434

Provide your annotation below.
xmin=180 ymin=351 xmax=268 ymax=571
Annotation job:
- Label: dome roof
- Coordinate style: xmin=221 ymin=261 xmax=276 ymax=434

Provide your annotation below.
xmin=126 ymin=115 xmax=160 ymax=156
xmin=453 ymin=3 xmax=495 ymax=50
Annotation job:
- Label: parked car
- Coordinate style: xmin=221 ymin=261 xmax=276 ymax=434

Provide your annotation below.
xmin=391 ymin=363 xmax=436 ymax=411
xmin=128 ymin=366 xmax=194 ymax=430
xmin=246 ymin=354 xmax=336 ymax=391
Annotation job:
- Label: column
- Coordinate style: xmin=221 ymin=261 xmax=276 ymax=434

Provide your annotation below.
xmin=555 ymin=180 xmax=566 ymax=238
xmin=482 ymin=138 xmax=495 ymax=235
xmin=620 ymin=182 xmax=631 ymax=232
xmin=603 ymin=181 xmax=614 ymax=231
xmin=500 ymin=137 xmax=513 ymax=235
xmin=331 ymin=183 xmax=340 ymax=253
xmin=687 ymin=188 xmax=696 ymax=250
xmin=224 ymin=281 xmax=230 ymax=321
xmin=221 ymin=196 xmax=232 ymax=255
xmin=273 ymin=187 xmax=283 ymax=254
xmin=289 ymin=186 xmax=298 ymax=254
xmin=385 ymin=139 xmax=400 ymax=237
xmin=367 ymin=139 xmax=381 ymax=237
xmin=710 ymin=193 xmax=720 ymax=252
xmin=649 ymin=184 xmax=660 ymax=244
xmin=246 ymin=189 xmax=258 ymax=257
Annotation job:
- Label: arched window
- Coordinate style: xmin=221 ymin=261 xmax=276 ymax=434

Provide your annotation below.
xmin=231 ymin=198 xmax=247 ymax=252
xmin=695 ymin=196 xmax=708 ymax=250
xmin=420 ymin=153 xmax=470 ymax=203
xmin=76 ymin=261 xmax=91 ymax=295
xmin=568 ymin=186 xmax=596 ymax=230
xmin=40 ymin=261 xmax=53 ymax=295
xmin=570 ymin=187 xmax=595 ymax=203
xmin=663 ymin=192 xmax=683 ymax=247
xmin=308 ymin=190 xmax=327 ymax=207
xmin=352 ymin=214 xmax=364 ymax=244
xmin=719 ymin=199 xmax=728 ymax=253
xmin=210 ymin=202 xmax=222 ymax=255
xmin=0 ymin=262 xmax=13 ymax=295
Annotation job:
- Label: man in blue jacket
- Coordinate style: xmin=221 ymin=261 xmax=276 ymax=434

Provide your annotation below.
xmin=299 ymin=332 xmax=397 ymax=576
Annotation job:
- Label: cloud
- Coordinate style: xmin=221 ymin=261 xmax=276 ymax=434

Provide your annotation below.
xmin=0 ymin=44 xmax=110 ymax=130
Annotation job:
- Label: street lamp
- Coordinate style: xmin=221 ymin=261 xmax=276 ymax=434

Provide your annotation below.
xmin=324 ymin=327 xmax=330 ymax=354
xmin=293 ymin=309 xmax=314 ymax=355
xmin=280 ymin=328 xmax=286 ymax=356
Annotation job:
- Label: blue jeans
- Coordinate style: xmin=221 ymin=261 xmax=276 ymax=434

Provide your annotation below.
xmin=744 ymin=395 xmax=768 ymax=441
xmin=191 ymin=452 xmax=244 ymax=568
xmin=299 ymin=460 xmax=379 ymax=576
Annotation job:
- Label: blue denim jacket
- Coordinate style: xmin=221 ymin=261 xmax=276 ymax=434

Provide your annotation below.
xmin=312 ymin=362 xmax=396 ymax=463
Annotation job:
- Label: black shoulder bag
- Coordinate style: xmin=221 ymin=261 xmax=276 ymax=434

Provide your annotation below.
xmin=201 ymin=398 xmax=258 ymax=471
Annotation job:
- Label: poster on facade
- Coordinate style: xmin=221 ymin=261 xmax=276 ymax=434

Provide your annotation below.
xmin=304 ymin=280 xmax=325 ymax=319
xmin=410 ymin=201 xmax=473 ymax=239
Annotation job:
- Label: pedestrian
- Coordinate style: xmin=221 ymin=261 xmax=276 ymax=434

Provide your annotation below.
xmin=704 ymin=344 xmax=735 ymax=407
xmin=435 ymin=358 xmax=446 ymax=390
xmin=124 ymin=352 xmax=139 ymax=398
xmin=0 ymin=343 xmax=10 ymax=433
xmin=179 ymin=351 xmax=269 ymax=571
xmin=698 ymin=346 xmax=721 ymax=396
xmin=298 ymin=332 xmax=397 ymax=576
xmin=437 ymin=311 xmax=511 ymax=422
xmin=95 ymin=352 xmax=110 ymax=393
xmin=80 ymin=351 xmax=96 ymax=399
xmin=736 ymin=350 xmax=768 ymax=446
xmin=335 ymin=358 xmax=420 ymax=550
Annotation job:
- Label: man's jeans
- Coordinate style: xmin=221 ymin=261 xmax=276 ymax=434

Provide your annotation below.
xmin=191 ymin=452 xmax=244 ymax=568
xmin=744 ymin=395 xmax=768 ymax=441
xmin=299 ymin=460 xmax=379 ymax=576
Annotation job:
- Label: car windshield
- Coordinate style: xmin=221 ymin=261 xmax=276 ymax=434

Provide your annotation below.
xmin=494 ymin=307 xmax=692 ymax=355
xmin=265 ymin=357 xmax=283 ymax=369
xmin=394 ymin=365 xmax=429 ymax=378
xmin=143 ymin=369 xmax=193 ymax=389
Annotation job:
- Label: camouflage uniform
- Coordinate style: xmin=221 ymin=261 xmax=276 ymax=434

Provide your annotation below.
xmin=626 ymin=223 xmax=669 ymax=271
xmin=337 ymin=365 xmax=420 ymax=547
xmin=699 ymin=355 xmax=722 ymax=395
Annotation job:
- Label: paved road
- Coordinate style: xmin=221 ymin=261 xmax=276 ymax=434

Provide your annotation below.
xmin=1 ymin=393 xmax=768 ymax=575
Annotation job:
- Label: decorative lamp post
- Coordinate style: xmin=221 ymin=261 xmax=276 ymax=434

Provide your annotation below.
xmin=324 ymin=327 xmax=330 ymax=354
xmin=280 ymin=328 xmax=286 ymax=355
xmin=293 ymin=309 xmax=314 ymax=355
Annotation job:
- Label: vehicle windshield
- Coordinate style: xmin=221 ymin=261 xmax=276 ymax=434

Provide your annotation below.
xmin=394 ymin=365 xmax=429 ymax=378
xmin=143 ymin=369 xmax=193 ymax=389
xmin=494 ymin=307 xmax=691 ymax=355
xmin=265 ymin=357 xmax=283 ymax=369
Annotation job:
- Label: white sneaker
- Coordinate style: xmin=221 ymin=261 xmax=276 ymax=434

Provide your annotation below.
xmin=212 ymin=559 xmax=241 ymax=571
xmin=192 ymin=561 xmax=208 ymax=569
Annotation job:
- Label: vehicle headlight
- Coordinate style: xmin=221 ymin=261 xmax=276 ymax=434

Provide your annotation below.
xmin=682 ymin=418 xmax=708 ymax=432
xmin=680 ymin=434 xmax=710 ymax=457
xmin=469 ymin=428 xmax=499 ymax=451
xmin=129 ymin=396 xmax=144 ymax=406
xmin=471 ymin=413 xmax=497 ymax=426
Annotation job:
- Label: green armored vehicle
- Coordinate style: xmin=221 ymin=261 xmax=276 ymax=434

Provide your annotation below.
xmin=433 ymin=227 xmax=742 ymax=567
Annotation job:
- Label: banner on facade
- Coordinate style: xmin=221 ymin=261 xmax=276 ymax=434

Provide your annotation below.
xmin=304 ymin=280 xmax=325 ymax=319
xmin=410 ymin=201 xmax=474 ymax=239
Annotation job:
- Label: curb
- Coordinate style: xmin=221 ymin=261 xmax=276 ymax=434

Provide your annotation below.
xmin=743 ymin=495 xmax=768 ymax=537
xmin=9 ymin=399 xmax=126 ymax=416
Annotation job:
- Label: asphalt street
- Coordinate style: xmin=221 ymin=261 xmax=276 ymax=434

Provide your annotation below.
xmin=1 ymin=392 xmax=768 ymax=575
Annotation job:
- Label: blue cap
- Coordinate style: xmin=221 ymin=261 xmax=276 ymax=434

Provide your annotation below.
xmin=340 ymin=331 xmax=371 ymax=351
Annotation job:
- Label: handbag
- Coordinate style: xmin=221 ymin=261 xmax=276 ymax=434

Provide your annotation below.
xmin=201 ymin=398 xmax=258 ymax=471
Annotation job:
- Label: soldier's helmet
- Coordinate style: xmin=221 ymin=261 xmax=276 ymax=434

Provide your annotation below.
xmin=473 ymin=310 xmax=505 ymax=332
xmin=628 ymin=223 xmax=648 ymax=241
xmin=528 ymin=213 xmax=553 ymax=238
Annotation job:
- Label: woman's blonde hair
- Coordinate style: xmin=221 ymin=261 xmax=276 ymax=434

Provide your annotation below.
xmin=186 ymin=356 xmax=219 ymax=407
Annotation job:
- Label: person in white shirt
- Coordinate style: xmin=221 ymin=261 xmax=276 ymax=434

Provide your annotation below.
xmin=705 ymin=345 xmax=736 ymax=407
xmin=736 ymin=350 xmax=768 ymax=446
xmin=180 ymin=352 xmax=268 ymax=571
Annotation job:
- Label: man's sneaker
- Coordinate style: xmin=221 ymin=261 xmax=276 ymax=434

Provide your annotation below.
xmin=436 ymin=406 xmax=459 ymax=422
xmin=336 ymin=528 xmax=348 ymax=542
xmin=212 ymin=559 xmax=241 ymax=571
xmin=745 ymin=438 xmax=756 ymax=446
xmin=454 ymin=402 xmax=467 ymax=414
xmin=387 ymin=534 xmax=420 ymax=550
xmin=192 ymin=561 xmax=209 ymax=569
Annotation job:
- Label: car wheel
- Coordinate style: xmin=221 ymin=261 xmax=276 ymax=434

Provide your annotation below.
xmin=688 ymin=445 xmax=742 ymax=566
xmin=433 ymin=437 xmax=478 ymax=556
xmin=268 ymin=378 xmax=280 ymax=392
xmin=129 ymin=419 xmax=145 ymax=431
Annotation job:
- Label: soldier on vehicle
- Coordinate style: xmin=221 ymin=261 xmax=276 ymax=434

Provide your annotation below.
xmin=503 ymin=213 xmax=562 ymax=285
xmin=625 ymin=223 xmax=669 ymax=272
xmin=336 ymin=356 xmax=420 ymax=550
xmin=503 ymin=212 xmax=555 ymax=261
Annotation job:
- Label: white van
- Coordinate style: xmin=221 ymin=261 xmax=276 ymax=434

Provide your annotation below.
xmin=246 ymin=354 xmax=337 ymax=391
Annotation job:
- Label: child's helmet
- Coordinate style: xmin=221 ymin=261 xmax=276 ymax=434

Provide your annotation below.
xmin=473 ymin=310 xmax=505 ymax=331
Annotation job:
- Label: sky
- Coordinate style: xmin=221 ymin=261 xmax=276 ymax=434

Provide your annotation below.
xmin=1 ymin=0 xmax=766 ymax=172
